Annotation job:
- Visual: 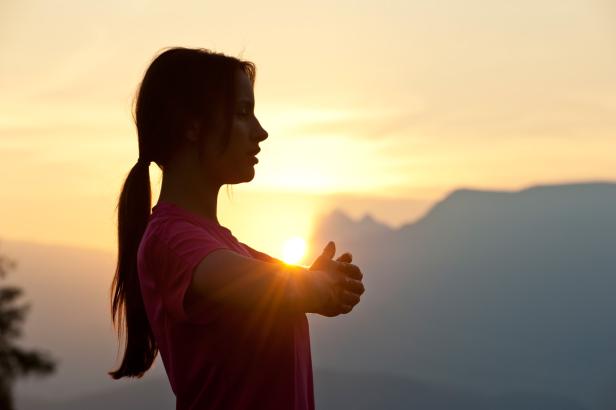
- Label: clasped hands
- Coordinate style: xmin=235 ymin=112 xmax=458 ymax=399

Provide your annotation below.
xmin=306 ymin=241 xmax=365 ymax=317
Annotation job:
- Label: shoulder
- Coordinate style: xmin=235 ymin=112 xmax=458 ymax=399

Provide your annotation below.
xmin=151 ymin=216 xmax=227 ymax=254
xmin=138 ymin=215 xmax=233 ymax=287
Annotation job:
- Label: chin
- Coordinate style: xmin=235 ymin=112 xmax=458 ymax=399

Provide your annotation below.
xmin=228 ymin=169 xmax=255 ymax=184
xmin=244 ymin=170 xmax=256 ymax=182
xmin=245 ymin=165 xmax=256 ymax=181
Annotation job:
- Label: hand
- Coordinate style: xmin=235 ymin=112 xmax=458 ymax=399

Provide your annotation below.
xmin=306 ymin=241 xmax=365 ymax=317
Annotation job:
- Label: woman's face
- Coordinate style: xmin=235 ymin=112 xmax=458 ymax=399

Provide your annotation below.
xmin=207 ymin=69 xmax=268 ymax=185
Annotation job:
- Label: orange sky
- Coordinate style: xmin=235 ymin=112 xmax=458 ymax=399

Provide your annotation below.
xmin=1 ymin=0 xmax=615 ymax=260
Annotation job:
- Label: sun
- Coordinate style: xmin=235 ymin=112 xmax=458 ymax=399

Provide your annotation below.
xmin=281 ymin=236 xmax=307 ymax=265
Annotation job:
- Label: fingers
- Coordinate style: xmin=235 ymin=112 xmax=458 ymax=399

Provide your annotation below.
xmin=335 ymin=252 xmax=352 ymax=263
xmin=313 ymin=258 xmax=364 ymax=317
xmin=338 ymin=289 xmax=360 ymax=306
xmin=338 ymin=304 xmax=353 ymax=314
xmin=322 ymin=241 xmax=336 ymax=259
xmin=320 ymin=288 xmax=358 ymax=317
xmin=336 ymin=261 xmax=363 ymax=280
xmin=322 ymin=299 xmax=354 ymax=317
xmin=322 ymin=290 xmax=353 ymax=317
xmin=339 ymin=278 xmax=365 ymax=295
xmin=309 ymin=241 xmax=338 ymax=271
xmin=321 ymin=307 xmax=342 ymax=317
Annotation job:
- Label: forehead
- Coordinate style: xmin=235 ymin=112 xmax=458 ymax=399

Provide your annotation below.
xmin=234 ymin=69 xmax=254 ymax=101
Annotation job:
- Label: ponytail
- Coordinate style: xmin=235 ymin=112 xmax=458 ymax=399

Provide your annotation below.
xmin=108 ymin=161 xmax=157 ymax=378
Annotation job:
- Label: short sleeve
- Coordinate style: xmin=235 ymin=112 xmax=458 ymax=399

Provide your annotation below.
xmin=150 ymin=220 xmax=231 ymax=324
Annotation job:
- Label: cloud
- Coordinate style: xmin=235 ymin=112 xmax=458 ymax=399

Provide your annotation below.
xmin=282 ymin=111 xmax=424 ymax=140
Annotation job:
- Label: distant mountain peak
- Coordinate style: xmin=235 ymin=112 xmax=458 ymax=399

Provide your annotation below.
xmin=311 ymin=208 xmax=394 ymax=245
xmin=520 ymin=180 xmax=616 ymax=194
xmin=321 ymin=208 xmax=391 ymax=230
xmin=360 ymin=213 xmax=376 ymax=223
xmin=327 ymin=207 xmax=354 ymax=223
xmin=400 ymin=180 xmax=616 ymax=231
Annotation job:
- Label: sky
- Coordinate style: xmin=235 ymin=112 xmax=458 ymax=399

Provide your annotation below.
xmin=1 ymin=0 xmax=615 ymax=260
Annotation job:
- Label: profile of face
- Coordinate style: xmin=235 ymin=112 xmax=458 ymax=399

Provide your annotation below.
xmin=199 ymin=68 xmax=269 ymax=185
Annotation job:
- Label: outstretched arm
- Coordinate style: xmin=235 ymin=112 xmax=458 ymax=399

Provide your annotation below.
xmin=185 ymin=248 xmax=309 ymax=315
xmin=185 ymin=242 xmax=362 ymax=318
xmin=239 ymin=242 xmax=287 ymax=265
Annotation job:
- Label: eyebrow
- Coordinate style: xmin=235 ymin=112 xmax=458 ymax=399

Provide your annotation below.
xmin=237 ymin=98 xmax=255 ymax=105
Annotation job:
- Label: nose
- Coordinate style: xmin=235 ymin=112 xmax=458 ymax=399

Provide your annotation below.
xmin=254 ymin=118 xmax=268 ymax=142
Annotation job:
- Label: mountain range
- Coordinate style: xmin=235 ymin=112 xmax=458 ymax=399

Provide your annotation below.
xmin=4 ymin=181 xmax=615 ymax=409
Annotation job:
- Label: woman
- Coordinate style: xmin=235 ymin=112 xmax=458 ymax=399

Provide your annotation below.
xmin=109 ymin=47 xmax=365 ymax=410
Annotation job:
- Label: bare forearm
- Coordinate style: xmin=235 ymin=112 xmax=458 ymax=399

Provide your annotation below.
xmin=189 ymin=252 xmax=312 ymax=314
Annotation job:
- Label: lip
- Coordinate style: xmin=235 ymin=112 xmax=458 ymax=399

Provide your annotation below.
xmin=247 ymin=148 xmax=261 ymax=156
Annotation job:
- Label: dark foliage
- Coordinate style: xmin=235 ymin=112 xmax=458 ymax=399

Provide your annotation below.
xmin=0 ymin=244 xmax=56 ymax=410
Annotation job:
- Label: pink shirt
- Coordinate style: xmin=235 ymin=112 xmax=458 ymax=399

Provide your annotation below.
xmin=137 ymin=201 xmax=314 ymax=410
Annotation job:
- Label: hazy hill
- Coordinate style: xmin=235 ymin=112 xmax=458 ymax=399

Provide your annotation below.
xmin=0 ymin=239 xmax=170 ymax=402
xmin=4 ymin=181 xmax=615 ymax=409
xmin=307 ymin=182 xmax=616 ymax=410
xmin=16 ymin=368 xmax=587 ymax=410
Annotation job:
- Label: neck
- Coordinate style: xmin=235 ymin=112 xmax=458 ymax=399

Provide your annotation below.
xmin=157 ymin=158 xmax=222 ymax=226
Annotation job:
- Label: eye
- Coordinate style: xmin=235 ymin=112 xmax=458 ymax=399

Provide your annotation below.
xmin=237 ymin=106 xmax=252 ymax=116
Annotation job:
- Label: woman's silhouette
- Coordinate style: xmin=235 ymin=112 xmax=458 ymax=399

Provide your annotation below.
xmin=108 ymin=47 xmax=365 ymax=409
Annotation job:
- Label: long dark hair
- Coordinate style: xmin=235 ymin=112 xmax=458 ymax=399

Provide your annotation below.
xmin=109 ymin=47 xmax=256 ymax=379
